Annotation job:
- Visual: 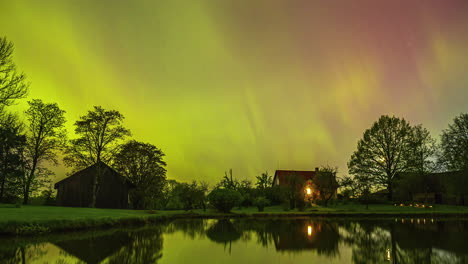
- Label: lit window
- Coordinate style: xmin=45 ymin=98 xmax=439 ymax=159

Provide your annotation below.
xmin=307 ymin=225 xmax=312 ymax=236
xmin=306 ymin=187 xmax=312 ymax=195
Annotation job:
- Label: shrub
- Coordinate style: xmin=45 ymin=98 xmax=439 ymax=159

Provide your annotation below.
xmin=253 ymin=197 xmax=270 ymax=212
xmin=208 ymin=188 xmax=242 ymax=213
xmin=296 ymin=198 xmax=307 ymax=211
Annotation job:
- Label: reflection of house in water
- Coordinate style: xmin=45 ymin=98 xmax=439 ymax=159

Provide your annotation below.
xmin=53 ymin=231 xmax=133 ymax=264
xmin=271 ymin=220 xmax=340 ymax=256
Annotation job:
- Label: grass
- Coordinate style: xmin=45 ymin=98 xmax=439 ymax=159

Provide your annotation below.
xmin=1 ymin=203 xmax=468 ymax=236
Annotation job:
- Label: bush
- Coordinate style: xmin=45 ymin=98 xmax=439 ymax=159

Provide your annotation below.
xmin=263 ymin=186 xmax=284 ymax=205
xmin=208 ymin=188 xmax=242 ymax=213
xmin=296 ymin=198 xmax=307 ymax=211
xmin=253 ymin=197 xmax=270 ymax=212
xmin=240 ymin=193 xmax=254 ymax=207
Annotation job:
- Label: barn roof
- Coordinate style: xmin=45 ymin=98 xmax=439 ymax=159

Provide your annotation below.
xmin=54 ymin=161 xmax=135 ymax=189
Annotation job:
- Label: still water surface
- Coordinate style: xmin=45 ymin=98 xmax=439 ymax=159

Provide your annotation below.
xmin=0 ymin=218 xmax=467 ymax=263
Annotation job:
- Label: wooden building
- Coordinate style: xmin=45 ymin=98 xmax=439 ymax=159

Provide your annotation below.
xmin=54 ymin=161 xmax=135 ymax=209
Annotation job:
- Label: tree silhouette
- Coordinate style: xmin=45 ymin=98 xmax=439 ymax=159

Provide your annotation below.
xmin=113 ymin=140 xmax=166 ymax=209
xmin=314 ymin=165 xmax=339 ymax=206
xmin=0 ymin=112 xmax=25 ymax=201
xmin=64 ymin=106 xmax=131 ymax=208
xmin=348 ymin=115 xmax=414 ymax=200
xmin=255 ymin=171 xmax=272 ymax=190
xmin=0 ymin=37 xmax=28 ymax=108
xmin=439 ymin=113 xmax=468 ymax=171
xmin=22 ymin=99 xmax=66 ymax=204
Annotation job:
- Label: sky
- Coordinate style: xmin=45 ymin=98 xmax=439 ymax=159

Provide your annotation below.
xmin=1 ymin=0 xmax=468 ymax=184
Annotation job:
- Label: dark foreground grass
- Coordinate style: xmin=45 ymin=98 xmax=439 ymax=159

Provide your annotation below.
xmin=1 ymin=203 xmax=468 ymax=236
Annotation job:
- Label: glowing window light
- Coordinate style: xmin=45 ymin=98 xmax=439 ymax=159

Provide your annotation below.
xmin=306 ymin=187 xmax=312 ymax=195
xmin=307 ymin=225 xmax=312 ymax=236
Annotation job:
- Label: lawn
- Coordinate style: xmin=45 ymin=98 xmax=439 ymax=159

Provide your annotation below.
xmin=1 ymin=203 xmax=468 ymax=235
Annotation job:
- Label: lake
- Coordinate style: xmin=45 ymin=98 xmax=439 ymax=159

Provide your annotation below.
xmin=1 ymin=217 xmax=467 ymax=263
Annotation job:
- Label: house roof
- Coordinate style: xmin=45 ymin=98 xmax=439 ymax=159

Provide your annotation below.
xmin=272 ymin=170 xmax=318 ymax=187
xmin=54 ymin=161 xmax=135 ymax=189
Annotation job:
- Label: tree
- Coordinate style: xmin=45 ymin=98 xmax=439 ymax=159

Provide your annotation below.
xmin=208 ymin=188 xmax=242 ymax=213
xmin=314 ymin=165 xmax=339 ymax=206
xmin=407 ymin=125 xmax=437 ymax=202
xmin=439 ymin=113 xmax=468 ymax=171
xmin=22 ymin=99 xmax=66 ymax=204
xmin=0 ymin=37 xmax=28 ymax=108
xmin=172 ymin=181 xmax=209 ymax=211
xmin=0 ymin=112 xmax=25 ymax=202
xmin=282 ymin=173 xmax=305 ymax=210
xmin=113 ymin=140 xmax=166 ymax=209
xmin=409 ymin=125 xmax=437 ymax=173
xmin=64 ymin=106 xmax=131 ymax=207
xmin=255 ymin=171 xmax=272 ymax=189
xmin=348 ymin=115 xmax=414 ymax=200
xmin=218 ymin=169 xmax=239 ymax=189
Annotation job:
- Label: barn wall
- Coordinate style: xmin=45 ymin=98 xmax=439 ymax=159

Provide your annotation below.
xmin=56 ymin=172 xmax=93 ymax=207
xmin=96 ymin=168 xmax=130 ymax=209
xmin=56 ymin=163 xmax=131 ymax=209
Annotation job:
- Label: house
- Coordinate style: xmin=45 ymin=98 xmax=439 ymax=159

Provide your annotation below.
xmin=54 ymin=161 xmax=135 ymax=209
xmin=272 ymin=168 xmax=338 ymax=201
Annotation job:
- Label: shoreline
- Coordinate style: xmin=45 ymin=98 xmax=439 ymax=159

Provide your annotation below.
xmin=2 ymin=208 xmax=468 ymax=237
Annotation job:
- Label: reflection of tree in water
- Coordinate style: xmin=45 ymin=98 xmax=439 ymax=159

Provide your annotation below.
xmin=106 ymin=227 xmax=164 ymax=264
xmin=0 ymin=244 xmax=47 ymax=264
xmin=164 ymin=218 xmax=207 ymax=239
xmin=206 ymin=219 xmax=242 ymax=254
xmin=231 ymin=219 xmax=341 ymax=257
xmin=341 ymin=220 xmax=468 ymax=264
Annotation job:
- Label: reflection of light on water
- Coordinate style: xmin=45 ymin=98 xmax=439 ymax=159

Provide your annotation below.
xmin=386 ymin=249 xmax=391 ymax=261
xmin=307 ymin=225 xmax=312 ymax=236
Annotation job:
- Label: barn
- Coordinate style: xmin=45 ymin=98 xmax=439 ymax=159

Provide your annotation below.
xmin=54 ymin=161 xmax=135 ymax=209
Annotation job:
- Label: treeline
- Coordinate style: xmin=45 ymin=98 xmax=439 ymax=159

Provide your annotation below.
xmin=158 ymin=167 xmax=338 ymax=213
xmin=0 ymin=37 xmax=167 ymax=207
xmin=343 ymin=114 xmax=468 ymax=205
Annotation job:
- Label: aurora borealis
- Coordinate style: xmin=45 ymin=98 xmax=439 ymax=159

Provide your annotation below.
xmin=1 ymin=0 xmax=468 ymax=183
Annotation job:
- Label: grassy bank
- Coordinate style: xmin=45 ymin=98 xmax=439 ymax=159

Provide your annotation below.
xmin=1 ymin=203 xmax=468 ymax=236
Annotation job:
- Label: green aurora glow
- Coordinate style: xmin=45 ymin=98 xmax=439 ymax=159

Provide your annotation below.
xmin=1 ymin=0 xmax=468 ymax=183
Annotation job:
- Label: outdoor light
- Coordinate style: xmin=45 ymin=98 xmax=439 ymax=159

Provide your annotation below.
xmin=307 ymin=225 xmax=312 ymax=236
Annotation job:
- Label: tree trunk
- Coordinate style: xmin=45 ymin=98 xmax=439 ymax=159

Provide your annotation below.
xmin=387 ymin=184 xmax=393 ymax=201
xmin=90 ymin=162 xmax=102 ymax=208
xmin=23 ymin=161 xmax=37 ymax=205
xmin=0 ymin=158 xmax=7 ymax=201
xmin=23 ymin=184 xmax=30 ymax=205
xmin=0 ymin=173 xmax=5 ymax=201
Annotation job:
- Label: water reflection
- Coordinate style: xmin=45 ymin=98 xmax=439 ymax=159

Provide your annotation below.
xmin=1 ymin=218 xmax=467 ymax=263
